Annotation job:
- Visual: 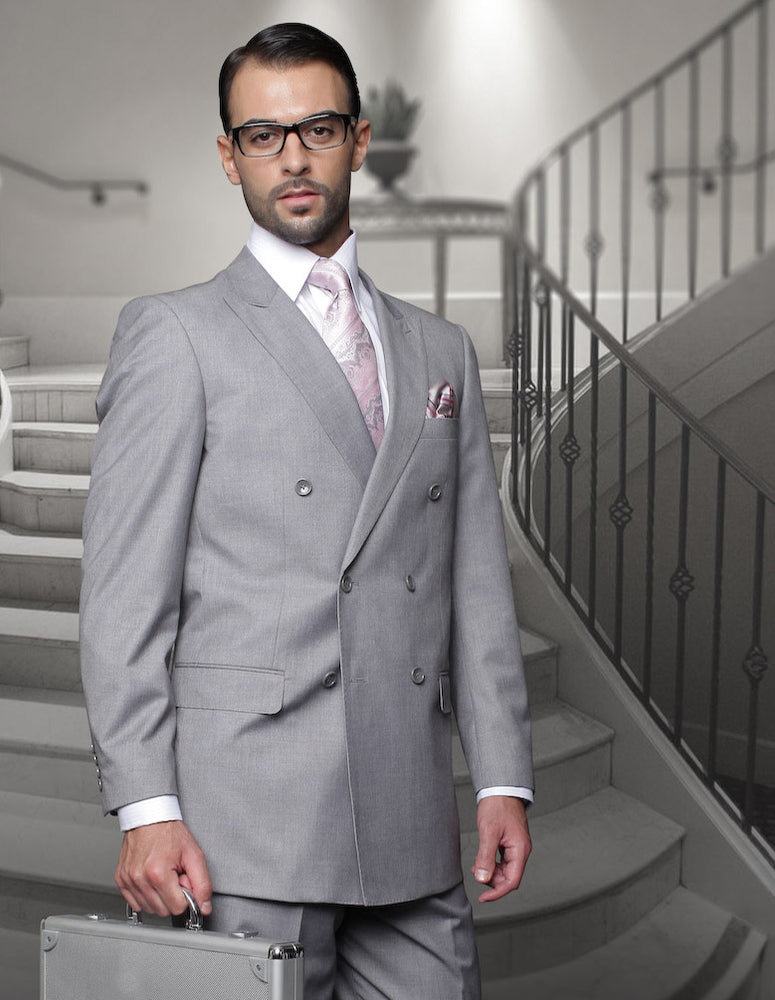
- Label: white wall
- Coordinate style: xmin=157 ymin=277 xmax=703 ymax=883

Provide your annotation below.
xmin=0 ymin=0 xmax=743 ymax=358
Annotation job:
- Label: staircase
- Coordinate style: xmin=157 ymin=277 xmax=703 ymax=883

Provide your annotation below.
xmin=0 ymin=338 xmax=119 ymax=1000
xmin=0 ymin=342 xmax=765 ymax=998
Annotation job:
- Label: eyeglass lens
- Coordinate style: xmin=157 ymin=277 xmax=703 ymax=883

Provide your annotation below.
xmin=236 ymin=115 xmax=348 ymax=156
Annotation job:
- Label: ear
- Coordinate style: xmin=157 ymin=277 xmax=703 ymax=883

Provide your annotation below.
xmin=350 ymin=120 xmax=371 ymax=173
xmin=217 ymin=134 xmax=242 ymax=186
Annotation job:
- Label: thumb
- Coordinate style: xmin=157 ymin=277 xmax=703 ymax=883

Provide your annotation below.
xmin=179 ymin=843 xmax=213 ymax=916
xmin=473 ymin=825 xmax=499 ymax=884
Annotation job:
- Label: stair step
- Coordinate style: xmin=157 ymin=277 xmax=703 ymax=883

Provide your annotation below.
xmin=6 ymin=365 xmax=103 ymax=423
xmin=481 ymin=369 xmax=511 ymax=435
xmin=0 ymin=470 xmax=88 ymax=533
xmin=0 ymin=337 xmax=31 ymax=371
xmin=490 ymin=432 xmax=510 ymax=480
xmin=0 ymin=524 xmax=82 ymax=603
xmin=0 ymin=927 xmax=40 ymax=1000
xmin=455 ymin=700 xmax=612 ymax=831
xmin=520 ymin=627 xmax=558 ymax=705
xmin=13 ymin=422 xmax=97 ymax=475
xmin=0 ymin=789 xmax=121 ymax=894
xmin=0 ymin=604 xmax=81 ymax=690
xmin=0 ymin=687 xmax=97 ymax=803
xmin=466 ymin=786 xmax=685 ymax=977
xmin=482 ymin=886 xmax=766 ymax=1000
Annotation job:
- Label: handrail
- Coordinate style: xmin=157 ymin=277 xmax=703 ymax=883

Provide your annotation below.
xmin=510 ymin=0 xmax=775 ymax=863
xmin=519 ymin=242 xmax=775 ymax=505
xmin=0 ymin=368 xmax=13 ymax=477
xmin=0 ymin=152 xmax=148 ymax=204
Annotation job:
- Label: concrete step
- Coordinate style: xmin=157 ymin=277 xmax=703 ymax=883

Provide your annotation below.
xmin=0 ymin=789 xmax=121 ymax=900
xmin=0 ymin=687 xmax=96 ymax=803
xmin=0 ymin=524 xmax=82 ymax=604
xmin=455 ymin=699 xmax=612 ymax=832
xmin=0 ymin=337 xmax=31 ymax=371
xmin=0 ymin=785 xmax=122 ymax=994
xmin=490 ymin=432 xmax=510 ymax=481
xmin=13 ymin=422 xmax=97 ymax=475
xmin=5 ymin=365 xmax=103 ymax=423
xmin=466 ymin=785 xmax=685 ymax=978
xmin=481 ymin=368 xmax=511 ymax=435
xmin=0 ymin=470 xmax=88 ymax=533
xmin=0 ymin=603 xmax=81 ymax=690
xmin=0 ymin=927 xmax=40 ymax=1000
xmin=481 ymin=886 xmax=766 ymax=1000
xmin=519 ymin=627 xmax=558 ymax=706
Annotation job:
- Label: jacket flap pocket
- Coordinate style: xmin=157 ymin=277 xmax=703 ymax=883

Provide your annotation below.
xmin=173 ymin=664 xmax=284 ymax=715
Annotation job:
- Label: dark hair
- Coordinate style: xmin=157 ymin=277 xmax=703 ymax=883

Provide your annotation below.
xmin=219 ymin=23 xmax=360 ymax=133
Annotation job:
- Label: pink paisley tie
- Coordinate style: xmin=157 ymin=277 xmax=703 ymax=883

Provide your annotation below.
xmin=308 ymin=259 xmax=385 ymax=450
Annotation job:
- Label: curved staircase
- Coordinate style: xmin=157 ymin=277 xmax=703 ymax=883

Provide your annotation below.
xmin=0 ymin=340 xmax=766 ymax=998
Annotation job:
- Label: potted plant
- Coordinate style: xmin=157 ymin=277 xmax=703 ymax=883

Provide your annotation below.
xmin=362 ymin=81 xmax=421 ymax=195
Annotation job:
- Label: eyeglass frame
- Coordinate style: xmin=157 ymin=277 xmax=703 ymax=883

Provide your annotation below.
xmin=229 ymin=112 xmax=358 ymax=158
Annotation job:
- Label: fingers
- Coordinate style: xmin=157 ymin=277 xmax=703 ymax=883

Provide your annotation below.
xmin=115 ymin=820 xmax=213 ymax=918
xmin=472 ymin=796 xmax=532 ymax=903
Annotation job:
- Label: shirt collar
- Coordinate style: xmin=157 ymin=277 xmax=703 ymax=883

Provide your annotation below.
xmin=246 ymin=222 xmax=364 ymax=308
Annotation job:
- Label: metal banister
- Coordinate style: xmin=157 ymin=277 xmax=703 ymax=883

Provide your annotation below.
xmin=0 ymin=152 xmax=148 ymax=205
xmin=510 ymin=0 xmax=775 ymax=862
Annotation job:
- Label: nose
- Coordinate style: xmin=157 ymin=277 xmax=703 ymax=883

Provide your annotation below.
xmin=280 ymin=131 xmax=311 ymax=175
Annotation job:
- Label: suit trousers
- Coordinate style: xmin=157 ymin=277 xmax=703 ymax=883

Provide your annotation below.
xmin=206 ymin=882 xmax=481 ymax=1000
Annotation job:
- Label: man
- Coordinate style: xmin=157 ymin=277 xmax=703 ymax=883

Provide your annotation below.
xmin=80 ymin=22 xmax=533 ymax=1000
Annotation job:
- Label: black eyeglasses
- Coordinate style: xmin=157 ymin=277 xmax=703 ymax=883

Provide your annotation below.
xmin=229 ymin=113 xmax=356 ymax=157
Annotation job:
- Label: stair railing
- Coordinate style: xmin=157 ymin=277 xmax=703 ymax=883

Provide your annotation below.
xmin=0 ymin=368 xmax=13 ymax=476
xmin=510 ymin=0 xmax=775 ymax=862
xmin=0 ymin=152 xmax=148 ymax=206
xmin=0 ymin=153 xmax=148 ymax=309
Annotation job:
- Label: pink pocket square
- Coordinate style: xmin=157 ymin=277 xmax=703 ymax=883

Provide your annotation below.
xmin=426 ymin=380 xmax=456 ymax=418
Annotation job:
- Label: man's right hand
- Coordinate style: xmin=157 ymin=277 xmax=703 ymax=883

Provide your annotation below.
xmin=115 ymin=820 xmax=213 ymax=917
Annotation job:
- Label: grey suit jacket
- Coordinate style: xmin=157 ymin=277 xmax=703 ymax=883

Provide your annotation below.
xmin=80 ymin=247 xmax=533 ymax=907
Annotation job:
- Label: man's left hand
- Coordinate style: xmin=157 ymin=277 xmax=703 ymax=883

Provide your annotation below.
xmin=472 ymin=795 xmax=531 ymax=902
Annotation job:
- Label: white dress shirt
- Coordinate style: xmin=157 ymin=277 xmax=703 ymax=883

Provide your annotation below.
xmin=117 ymin=223 xmax=530 ymax=831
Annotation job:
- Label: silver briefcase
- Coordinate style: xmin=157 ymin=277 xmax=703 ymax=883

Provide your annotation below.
xmin=40 ymin=889 xmax=303 ymax=999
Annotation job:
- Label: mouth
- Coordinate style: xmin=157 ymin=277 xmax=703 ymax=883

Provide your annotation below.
xmin=278 ymin=186 xmax=321 ymax=212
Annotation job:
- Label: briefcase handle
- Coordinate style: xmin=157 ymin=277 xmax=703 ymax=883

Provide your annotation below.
xmin=126 ymin=886 xmax=203 ymax=932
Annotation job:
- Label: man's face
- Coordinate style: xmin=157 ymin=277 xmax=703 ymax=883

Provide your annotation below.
xmin=217 ymin=59 xmax=370 ymax=258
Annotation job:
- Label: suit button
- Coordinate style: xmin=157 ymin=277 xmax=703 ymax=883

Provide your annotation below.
xmin=428 ymin=483 xmax=442 ymax=501
xmin=323 ymin=670 xmax=339 ymax=688
xmin=341 ymin=574 xmax=353 ymax=593
xmin=411 ymin=668 xmax=426 ymax=685
xmin=405 ymin=574 xmax=416 ymax=592
xmin=295 ymin=479 xmax=312 ymax=496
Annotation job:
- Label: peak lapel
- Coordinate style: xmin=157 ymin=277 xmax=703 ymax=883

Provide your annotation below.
xmin=222 ymin=248 xmax=376 ymax=491
xmin=342 ymin=277 xmax=428 ymax=568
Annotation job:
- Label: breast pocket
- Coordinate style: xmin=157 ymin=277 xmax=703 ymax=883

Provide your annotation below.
xmin=420 ymin=417 xmax=460 ymax=440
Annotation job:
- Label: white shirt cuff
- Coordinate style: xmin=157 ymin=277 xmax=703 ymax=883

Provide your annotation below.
xmin=118 ymin=795 xmax=183 ymax=831
xmin=476 ymin=786 xmax=534 ymax=805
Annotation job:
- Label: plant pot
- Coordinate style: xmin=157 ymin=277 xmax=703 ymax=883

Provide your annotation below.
xmin=364 ymin=140 xmax=417 ymax=194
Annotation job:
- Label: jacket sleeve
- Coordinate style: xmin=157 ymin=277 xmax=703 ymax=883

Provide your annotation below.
xmin=448 ymin=327 xmax=534 ymax=796
xmin=79 ymin=295 xmax=206 ymax=814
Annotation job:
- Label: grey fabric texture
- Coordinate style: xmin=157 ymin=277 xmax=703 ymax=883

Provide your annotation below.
xmin=80 ymin=247 xmax=533 ymax=907
xmin=207 ymin=882 xmax=480 ymax=1000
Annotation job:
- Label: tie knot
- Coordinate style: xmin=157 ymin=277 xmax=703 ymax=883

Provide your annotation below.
xmin=308 ymin=259 xmax=352 ymax=298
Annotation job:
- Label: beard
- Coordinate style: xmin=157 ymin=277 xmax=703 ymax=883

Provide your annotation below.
xmin=241 ymin=176 xmax=351 ymax=248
